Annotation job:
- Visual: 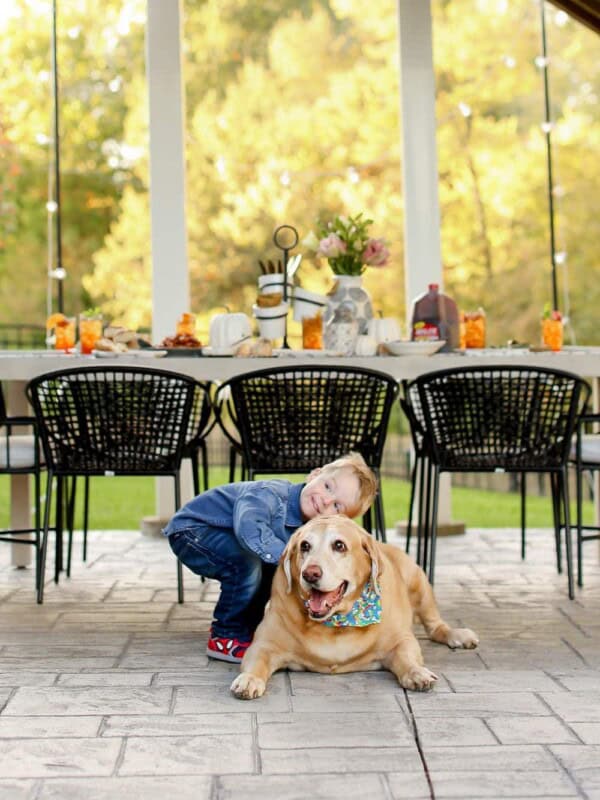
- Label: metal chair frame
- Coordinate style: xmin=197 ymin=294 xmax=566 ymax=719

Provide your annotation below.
xmin=403 ymin=365 xmax=590 ymax=598
xmin=27 ymin=366 xmax=203 ymax=603
xmin=0 ymin=385 xmax=45 ymax=594
xmin=573 ymin=411 xmax=600 ymax=587
xmin=213 ymin=364 xmax=399 ymax=540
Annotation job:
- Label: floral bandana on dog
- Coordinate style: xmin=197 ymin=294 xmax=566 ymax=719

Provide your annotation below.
xmin=323 ymin=580 xmax=382 ymax=627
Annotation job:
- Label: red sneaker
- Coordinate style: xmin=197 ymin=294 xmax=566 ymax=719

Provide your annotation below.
xmin=206 ymin=634 xmax=251 ymax=663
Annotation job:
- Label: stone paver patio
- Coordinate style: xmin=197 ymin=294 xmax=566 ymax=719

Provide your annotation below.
xmin=1 ymin=523 xmax=600 ymax=799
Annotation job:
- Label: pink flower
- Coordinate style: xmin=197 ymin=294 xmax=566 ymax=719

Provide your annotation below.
xmin=362 ymin=238 xmax=389 ymax=267
xmin=317 ymin=234 xmax=347 ymax=259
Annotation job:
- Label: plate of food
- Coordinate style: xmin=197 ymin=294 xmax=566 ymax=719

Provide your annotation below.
xmin=92 ymin=349 xmax=167 ymax=358
xmin=384 ymin=340 xmax=446 ymax=356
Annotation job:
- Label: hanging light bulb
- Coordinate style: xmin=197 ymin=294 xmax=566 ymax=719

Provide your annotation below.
xmin=541 ymin=121 xmax=554 ymax=133
xmin=458 ymin=102 xmax=472 ymax=118
xmin=535 ymin=55 xmax=549 ymax=69
xmin=347 ymin=166 xmax=360 ymax=184
xmin=46 ymin=200 xmax=58 ymax=213
xmin=280 ymin=170 xmax=291 ymax=186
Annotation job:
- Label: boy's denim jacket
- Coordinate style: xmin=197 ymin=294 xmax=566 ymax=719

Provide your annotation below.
xmin=164 ymin=480 xmax=305 ymax=564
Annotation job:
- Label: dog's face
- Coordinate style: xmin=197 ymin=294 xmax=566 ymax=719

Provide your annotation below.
xmin=282 ymin=515 xmax=382 ymax=623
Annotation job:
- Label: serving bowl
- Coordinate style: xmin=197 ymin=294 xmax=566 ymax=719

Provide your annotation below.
xmin=385 ymin=339 xmax=446 ymax=356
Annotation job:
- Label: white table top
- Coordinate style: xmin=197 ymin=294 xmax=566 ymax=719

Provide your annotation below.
xmin=2 ymin=346 xmax=600 ymax=383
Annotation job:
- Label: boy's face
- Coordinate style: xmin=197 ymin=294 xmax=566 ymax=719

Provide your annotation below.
xmin=299 ymin=466 xmax=361 ymax=521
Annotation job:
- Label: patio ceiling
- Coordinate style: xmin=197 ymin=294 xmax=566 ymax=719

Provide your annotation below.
xmin=548 ymin=0 xmax=600 ymax=33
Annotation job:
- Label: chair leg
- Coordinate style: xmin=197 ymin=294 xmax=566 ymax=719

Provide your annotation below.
xmin=37 ymin=472 xmax=54 ymax=604
xmin=66 ymin=477 xmax=76 ymax=578
xmin=33 ymin=469 xmax=42 ymax=592
xmin=550 ymin=472 xmax=563 ymax=575
xmin=82 ymin=476 xmax=90 ymax=562
xmin=362 ymin=507 xmax=373 ymax=535
xmin=228 ymin=447 xmax=237 ymax=482
xmin=190 ymin=450 xmax=200 ymax=497
xmin=200 ymin=440 xmax=209 ymax=492
xmin=576 ymin=464 xmax=584 ymax=588
xmin=520 ymin=472 xmax=526 ymax=560
xmin=415 ymin=456 xmax=427 ymax=566
xmin=54 ymin=477 xmax=65 ymax=583
xmin=558 ymin=468 xmax=574 ymax=600
xmin=174 ymin=475 xmax=184 ymax=604
xmin=374 ymin=489 xmax=386 ymax=543
xmin=428 ymin=466 xmax=441 ymax=585
xmin=405 ymin=460 xmax=417 ymax=554
xmin=421 ymin=458 xmax=434 ymax=573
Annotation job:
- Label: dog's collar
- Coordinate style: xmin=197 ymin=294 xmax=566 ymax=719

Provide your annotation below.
xmin=322 ymin=580 xmax=382 ymax=628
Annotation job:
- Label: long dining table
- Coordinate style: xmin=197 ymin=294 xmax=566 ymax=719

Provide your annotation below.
xmin=3 ymin=345 xmax=600 ymax=566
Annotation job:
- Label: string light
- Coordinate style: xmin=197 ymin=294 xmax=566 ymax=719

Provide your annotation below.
xmin=458 ymin=102 xmax=472 ymax=117
xmin=279 ymin=170 xmax=291 ymax=186
xmin=347 ymin=166 xmax=360 ymax=184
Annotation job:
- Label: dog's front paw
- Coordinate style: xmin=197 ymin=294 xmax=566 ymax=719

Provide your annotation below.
xmin=230 ymin=672 xmax=266 ymax=700
xmin=400 ymin=665 xmax=438 ymax=691
xmin=447 ymin=627 xmax=479 ymax=649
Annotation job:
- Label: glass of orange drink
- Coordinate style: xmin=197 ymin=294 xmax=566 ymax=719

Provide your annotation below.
xmin=79 ymin=312 xmax=103 ymax=354
xmin=464 ymin=309 xmax=486 ymax=348
xmin=302 ymin=313 xmax=323 ymax=350
xmin=54 ymin=317 xmax=76 ymax=351
xmin=541 ymin=314 xmax=563 ymax=351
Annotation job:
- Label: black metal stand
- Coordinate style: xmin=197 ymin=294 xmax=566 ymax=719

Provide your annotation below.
xmin=272 ymin=224 xmax=298 ymax=349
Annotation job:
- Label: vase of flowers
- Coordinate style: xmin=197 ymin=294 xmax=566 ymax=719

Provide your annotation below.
xmin=303 ymin=213 xmax=390 ymax=334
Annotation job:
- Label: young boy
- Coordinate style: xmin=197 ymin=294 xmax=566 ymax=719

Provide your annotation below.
xmin=164 ymin=452 xmax=378 ymax=663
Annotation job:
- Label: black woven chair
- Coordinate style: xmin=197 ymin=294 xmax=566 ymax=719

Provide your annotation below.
xmin=572 ymin=411 xmax=600 ymax=587
xmin=27 ymin=366 xmax=200 ymax=603
xmin=401 ymin=383 xmax=533 ymax=568
xmin=72 ymin=379 xmax=215 ymax=566
xmin=213 ymin=364 xmax=399 ymax=540
xmin=404 ymin=365 xmax=590 ymax=598
xmin=0 ymin=384 xmax=45 ymax=594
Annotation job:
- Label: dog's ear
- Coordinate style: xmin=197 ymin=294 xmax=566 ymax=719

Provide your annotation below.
xmin=282 ymin=528 xmax=303 ymax=594
xmin=361 ymin=533 xmax=383 ymax=595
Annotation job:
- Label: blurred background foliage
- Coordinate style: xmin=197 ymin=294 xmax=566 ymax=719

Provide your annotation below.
xmin=0 ymin=0 xmax=598 ymax=345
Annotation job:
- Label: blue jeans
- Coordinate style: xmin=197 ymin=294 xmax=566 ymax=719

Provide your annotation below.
xmin=167 ymin=525 xmax=276 ymax=640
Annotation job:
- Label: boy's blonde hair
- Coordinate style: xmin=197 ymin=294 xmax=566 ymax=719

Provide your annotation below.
xmin=320 ymin=452 xmax=378 ymax=518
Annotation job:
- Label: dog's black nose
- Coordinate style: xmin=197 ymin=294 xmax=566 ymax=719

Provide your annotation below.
xmin=302 ymin=564 xmax=322 ymax=584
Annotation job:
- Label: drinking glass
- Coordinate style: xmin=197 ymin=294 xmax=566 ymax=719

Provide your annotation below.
xmin=542 ymin=318 xmax=563 ymax=351
xmin=302 ymin=314 xmax=323 ymax=350
xmin=79 ymin=314 xmax=103 ymax=354
xmin=54 ymin=317 xmax=76 ymax=352
xmin=465 ymin=311 xmax=486 ymax=348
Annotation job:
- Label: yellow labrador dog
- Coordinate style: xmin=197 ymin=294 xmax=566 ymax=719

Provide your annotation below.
xmin=231 ymin=515 xmax=478 ymax=699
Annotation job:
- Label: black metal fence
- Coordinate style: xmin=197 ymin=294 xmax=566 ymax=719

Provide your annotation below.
xmin=0 ymin=324 xmax=46 ymax=349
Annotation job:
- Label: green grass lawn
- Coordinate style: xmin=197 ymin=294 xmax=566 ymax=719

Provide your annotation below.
xmin=0 ymin=470 xmax=593 ymax=531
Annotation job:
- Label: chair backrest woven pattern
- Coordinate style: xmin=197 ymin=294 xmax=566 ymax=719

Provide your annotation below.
xmin=182 ymin=381 xmax=214 ymax=453
xmin=415 ymin=366 xmax=590 ymax=472
xmin=27 ymin=366 xmax=197 ymax=475
xmin=223 ymin=365 xmax=398 ymax=473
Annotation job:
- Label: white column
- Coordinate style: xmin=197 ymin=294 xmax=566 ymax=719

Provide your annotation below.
xmin=397 ymin=0 xmax=443 ymax=309
xmin=146 ymin=0 xmax=193 ymax=525
xmin=396 ymin=0 xmax=460 ymax=534
xmin=146 ymin=0 xmax=190 ymax=342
